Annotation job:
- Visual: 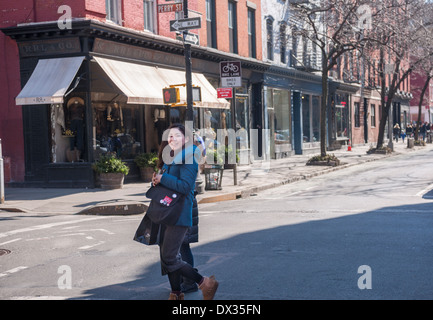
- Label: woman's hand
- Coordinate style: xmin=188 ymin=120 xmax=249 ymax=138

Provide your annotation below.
xmin=152 ymin=172 xmax=162 ymax=186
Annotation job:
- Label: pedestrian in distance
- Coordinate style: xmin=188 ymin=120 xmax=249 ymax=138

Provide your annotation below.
xmin=406 ymin=123 xmax=413 ymax=138
xmin=420 ymin=122 xmax=427 ymax=141
xmin=152 ymin=123 xmax=218 ymax=300
xmin=393 ymin=123 xmax=401 ymax=143
xmin=401 ymin=128 xmax=406 ymax=143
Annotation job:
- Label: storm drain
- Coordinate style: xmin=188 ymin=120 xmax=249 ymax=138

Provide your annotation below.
xmin=0 ymin=249 xmax=11 ymax=256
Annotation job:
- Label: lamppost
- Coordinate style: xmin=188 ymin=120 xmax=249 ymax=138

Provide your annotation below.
xmin=182 ymin=0 xmax=204 ymax=193
xmin=183 ymin=0 xmax=193 ymax=122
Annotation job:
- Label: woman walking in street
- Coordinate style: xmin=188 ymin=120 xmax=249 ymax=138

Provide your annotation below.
xmin=152 ymin=123 xmax=218 ymax=300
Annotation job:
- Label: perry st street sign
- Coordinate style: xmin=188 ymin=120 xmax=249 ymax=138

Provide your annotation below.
xmin=170 ymin=17 xmax=201 ymax=32
xmin=158 ymin=3 xmax=183 ymax=13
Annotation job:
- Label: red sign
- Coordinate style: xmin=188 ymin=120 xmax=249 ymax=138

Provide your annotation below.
xmin=158 ymin=3 xmax=183 ymax=13
xmin=217 ymin=88 xmax=233 ymax=99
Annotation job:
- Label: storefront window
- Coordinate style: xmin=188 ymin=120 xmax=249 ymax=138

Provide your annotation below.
xmin=266 ymin=87 xmax=291 ymax=158
xmin=302 ymin=94 xmax=311 ymax=142
xmin=274 ymin=89 xmax=291 ymax=144
xmin=93 ymin=102 xmax=141 ymax=160
xmin=312 ymin=96 xmax=320 ymax=142
xmin=52 ymin=96 xmax=87 ymax=163
xmin=334 ymin=94 xmax=349 ymax=138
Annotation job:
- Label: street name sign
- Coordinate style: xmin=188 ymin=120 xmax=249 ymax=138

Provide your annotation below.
xmin=158 ymin=3 xmax=183 ymax=13
xmin=170 ymin=17 xmax=201 ymax=32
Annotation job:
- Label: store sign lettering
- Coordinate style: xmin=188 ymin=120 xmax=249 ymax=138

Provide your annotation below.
xmin=18 ymin=38 xmax=81 ymax=57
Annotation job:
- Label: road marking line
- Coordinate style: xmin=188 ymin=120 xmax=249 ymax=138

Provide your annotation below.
xmin=0 ymin=238 xmax=22 ymax=246
xmin=416 ymin=183 xmax=433 ymax=197
xmin=0 ymin=217 xmax=106 ymax=239
xmin=0 ymin=266 xmax=28 ymax=278
xmin=78 ymin=241 xmax=105 ymax=250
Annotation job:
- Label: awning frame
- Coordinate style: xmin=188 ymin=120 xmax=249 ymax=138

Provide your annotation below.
xmin=16 ymin=56 xmax=86 ymax=106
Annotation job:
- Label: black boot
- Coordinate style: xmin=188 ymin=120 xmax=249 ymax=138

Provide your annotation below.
xmin=181 ymin=268 xmax=199 ymax=293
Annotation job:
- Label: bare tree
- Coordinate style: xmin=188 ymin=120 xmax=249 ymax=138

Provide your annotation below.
xmin=366 ymin=0 xmax=433 ymax=149
xmin=290 ymin=0 xmax=377 ymax=158
xmin=411 ymin=1 xmax=433 ymax=141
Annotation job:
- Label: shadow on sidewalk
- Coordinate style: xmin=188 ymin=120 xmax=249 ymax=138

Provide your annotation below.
xmin=72 ymin=201 xmax=433 ymax=300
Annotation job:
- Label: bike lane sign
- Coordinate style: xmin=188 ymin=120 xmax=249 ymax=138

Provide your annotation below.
xmin=220 ymin=61 xmax=242 ymax=87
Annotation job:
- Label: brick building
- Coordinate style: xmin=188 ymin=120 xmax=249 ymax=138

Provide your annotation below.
xmin=0 ymin=0 xmax=267 ymax=187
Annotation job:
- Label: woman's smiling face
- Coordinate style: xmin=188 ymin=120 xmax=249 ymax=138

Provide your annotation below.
xmin=168 ymin=127 xmax=187 ymax=151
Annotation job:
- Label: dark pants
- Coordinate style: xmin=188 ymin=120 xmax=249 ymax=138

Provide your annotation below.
xmin=159 ymin=225 xmax=202 ymax=292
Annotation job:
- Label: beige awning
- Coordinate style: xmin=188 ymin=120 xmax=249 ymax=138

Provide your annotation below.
xmin=16 ymin=56 xmax=85 ymax=105
xmin=93 ymin=56 xmax=229 ymax=109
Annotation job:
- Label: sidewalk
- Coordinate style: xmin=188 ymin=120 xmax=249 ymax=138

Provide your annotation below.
xmin=1 ymin=141 xmax=431 ymax=215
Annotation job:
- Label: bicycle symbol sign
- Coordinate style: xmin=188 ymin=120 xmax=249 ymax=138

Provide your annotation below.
xmin=220 ymin=61 xmax=242 ymax=88
xmin=220 ymin=61 xmax=241 ymax=78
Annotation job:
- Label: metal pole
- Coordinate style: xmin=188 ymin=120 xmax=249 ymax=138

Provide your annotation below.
xmin=0 ymin=138 xmax=5 ymax=204
xmin=183 ymin=0 xmax=194 ymax=122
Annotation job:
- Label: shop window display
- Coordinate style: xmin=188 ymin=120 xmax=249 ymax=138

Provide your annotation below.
xmin=93 ymin=103 xmax=141 ymax=160
xmin=52 ymin=96 xmax=86 ymax=163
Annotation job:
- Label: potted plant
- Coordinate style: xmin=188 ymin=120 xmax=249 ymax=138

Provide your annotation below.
xmin=92 ymin=153 xmax=129 ymax=189
xmin=134 ymin=152 xmax=159 ymax=182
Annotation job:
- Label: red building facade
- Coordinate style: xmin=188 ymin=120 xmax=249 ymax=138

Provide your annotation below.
xmin=0 ymin=0 xmax=264 ymax=186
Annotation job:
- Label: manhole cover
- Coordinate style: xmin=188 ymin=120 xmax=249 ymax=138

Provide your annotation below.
xmin=0 ymin=249 xmax=11 ymax=256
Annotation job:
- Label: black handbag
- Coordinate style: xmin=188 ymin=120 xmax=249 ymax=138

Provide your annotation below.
xmin=145 ymin=184 xmax=185 ymax=225
xmin=133 ymin=214 xmax=160 ymax=245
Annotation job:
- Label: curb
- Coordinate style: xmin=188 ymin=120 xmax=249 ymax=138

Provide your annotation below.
xmin=77 ymin=202 xmax=148 ymax=215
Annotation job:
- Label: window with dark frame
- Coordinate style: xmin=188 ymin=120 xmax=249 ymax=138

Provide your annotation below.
xmin=280 ymin=22 xmax=287 ymax=64
xmin=248 ymin=8 xmax=256 ymax=58
xmin=206 ymin=0 xmax=217 ymax=48
xmin=266 ymin=18 xmax=274 ymax=61
xmin=106 ymin=0 xmax=122 ymax=25
xmin=143 ymin=0 xmax=155 ymax=32
xmin=371 ymin=104 xmax=376 ymax=127
xmin=354 ymin=102 xmax=361 ymax=127
xmin=228 ymin=1 xmax=238 ymax=54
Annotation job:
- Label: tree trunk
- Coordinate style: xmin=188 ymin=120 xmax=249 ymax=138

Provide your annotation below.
xmin=320 ymin=62 xmax=328 ymax=157
xmin=415 ymin=75 xmax=432 ymax=141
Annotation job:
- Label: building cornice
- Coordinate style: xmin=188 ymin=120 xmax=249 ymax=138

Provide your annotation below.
xmin=2 ymin=19 xmax=322 ymax=82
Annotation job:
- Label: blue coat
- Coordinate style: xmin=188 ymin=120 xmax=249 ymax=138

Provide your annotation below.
xmin=159 ymin=145 xmax=198 ymax=227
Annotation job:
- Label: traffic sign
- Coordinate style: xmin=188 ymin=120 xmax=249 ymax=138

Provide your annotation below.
xmin=220 ymin=61 xmax=241 ymax=78
xmin=170 ymin=17 xmax=201 ymax=32
xmin=162 ymin=87 xmax=180 ymax=104
xmin=217 ymin=88 xmax=233 ymax=99
xmin=183 ymin=32 xmax=199 ymax=45
xmin=220 ymin=61 xmax=242 ymax=88
xmin=158 ymin=3 xmax=183 ymax=13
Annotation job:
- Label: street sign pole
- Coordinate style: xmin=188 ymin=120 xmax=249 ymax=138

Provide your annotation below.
xmin=183 ymin=0 xmax=193 ymax=123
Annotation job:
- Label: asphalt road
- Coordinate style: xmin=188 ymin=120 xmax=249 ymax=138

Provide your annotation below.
xmin=0 ymin=148 xmax=432 ymax=300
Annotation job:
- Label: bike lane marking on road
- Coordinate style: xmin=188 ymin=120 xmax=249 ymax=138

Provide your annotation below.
xmin=0 ymin=217 xmax=107 ymax=239
xmin=0 ymin=238 xmax=22 ymax=246
xmin=0 ymin=266 xmax=29 ymax=278
xmin=78 ymin=241 xmax=105 ymax=250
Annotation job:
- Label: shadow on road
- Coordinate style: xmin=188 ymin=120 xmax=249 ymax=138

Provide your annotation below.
xmin=74 ymin=201 xmax=433 ymax=300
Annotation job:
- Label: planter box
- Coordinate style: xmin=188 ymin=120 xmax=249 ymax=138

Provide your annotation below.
xmin=100 ymin=173 xmax=125 ymax=189
xmin=139 ymin=167 xmax=154 ymax=182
